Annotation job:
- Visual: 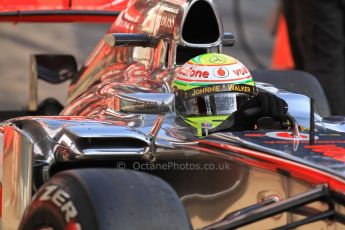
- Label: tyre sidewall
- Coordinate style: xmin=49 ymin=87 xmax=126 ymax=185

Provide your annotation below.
xmin=20 ymin=174 xmax=98 ymax=230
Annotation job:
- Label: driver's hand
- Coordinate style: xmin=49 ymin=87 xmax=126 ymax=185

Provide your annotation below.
xmin=235 ymin=92 xmax=288 ymax=130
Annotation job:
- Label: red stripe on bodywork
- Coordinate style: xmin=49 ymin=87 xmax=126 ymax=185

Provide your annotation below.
xmin=0 ymin=12 xmax=120 ymax=23
xmin=0 ymin=0 xmax=127 ymax=11
xmin=0 ymin=0 xmax=128 ymax=23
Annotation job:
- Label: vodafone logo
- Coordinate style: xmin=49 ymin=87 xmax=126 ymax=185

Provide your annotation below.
xmin=177 ymin=65 xmax=209 ymax=79
xmin=265 ymin=132 xmax=319 ymax=140
xmin=214 ymin=67 xmax=229 ymax=78
xmin=175 ymin=62 xmax=253 ymax=84
xmin=232 ymin=66 xmax=249 ymax=76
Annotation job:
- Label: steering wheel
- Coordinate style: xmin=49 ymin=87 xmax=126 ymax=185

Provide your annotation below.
xmin=243 ymin=106 xmax=296 ymax=132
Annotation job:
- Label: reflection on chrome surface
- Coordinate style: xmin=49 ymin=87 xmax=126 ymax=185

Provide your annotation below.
xmin=1 ymin=0 xmax=345 ymax=229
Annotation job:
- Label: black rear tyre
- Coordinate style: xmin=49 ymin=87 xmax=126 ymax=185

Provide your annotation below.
xmin=20 ymin=169 xmax=191 ymax=230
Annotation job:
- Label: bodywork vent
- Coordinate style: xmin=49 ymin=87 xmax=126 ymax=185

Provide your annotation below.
xmin=76 ymin=137 xmax=148 ymax=149
xmin=182 ymin=0 xmax=220 ymax=44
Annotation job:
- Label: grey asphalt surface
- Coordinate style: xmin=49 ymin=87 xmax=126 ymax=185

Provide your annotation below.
xmin=0 ymin=0 xmax=275 ymax=110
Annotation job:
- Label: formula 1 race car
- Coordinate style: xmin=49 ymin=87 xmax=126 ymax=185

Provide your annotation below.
xmin=1 ymin=0 xmax=345 ymax=229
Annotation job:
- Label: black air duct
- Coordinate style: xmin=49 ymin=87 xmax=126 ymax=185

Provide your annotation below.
xmin=182 ymin=0 xmax=220 ymax=44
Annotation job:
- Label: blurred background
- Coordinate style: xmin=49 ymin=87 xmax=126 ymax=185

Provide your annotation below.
xmin=0 ymin=0 xmax=276 ymax=110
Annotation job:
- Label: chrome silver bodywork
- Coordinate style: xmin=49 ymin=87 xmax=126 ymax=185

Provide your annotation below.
xmin=2 ymin=0 xmax=345 ymax=229
xmin=2 ymin=126 xmax=33 ymax=230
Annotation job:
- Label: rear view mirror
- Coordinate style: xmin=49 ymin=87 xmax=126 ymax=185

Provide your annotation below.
xmin=31 ymin=54 xmax=77 ymax=84
xmin=29 ymin=54 xmax=77 ymax=111
xmin=113 ymin=93 xmax=175 ymax=115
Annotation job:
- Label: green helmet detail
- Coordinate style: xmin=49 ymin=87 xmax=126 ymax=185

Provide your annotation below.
xmin=173 ymin=53 xmax=256 ymax=136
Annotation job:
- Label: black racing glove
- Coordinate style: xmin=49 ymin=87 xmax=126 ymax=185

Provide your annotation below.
xmin=234 ymin=92 xmax=288 ymax=130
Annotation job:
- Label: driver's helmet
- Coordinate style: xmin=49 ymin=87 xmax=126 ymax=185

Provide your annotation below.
xmin=172 ymin=53 xmax=256 ymax=136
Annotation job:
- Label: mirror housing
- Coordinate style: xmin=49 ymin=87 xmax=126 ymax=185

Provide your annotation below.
xmin=113 ymin=93 xmax=175 ymax=115
xmin=29 ymin=54 xmax=77 ymax=111
xmin=31 ymin=54 xmax=77 ymax=84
